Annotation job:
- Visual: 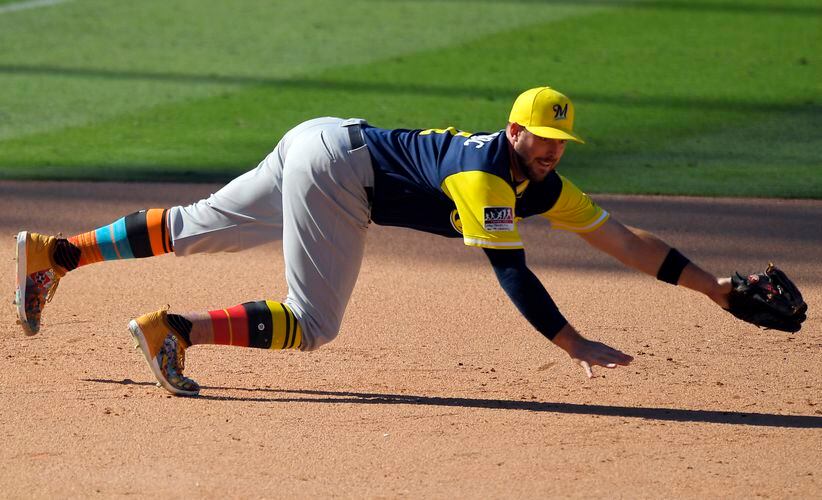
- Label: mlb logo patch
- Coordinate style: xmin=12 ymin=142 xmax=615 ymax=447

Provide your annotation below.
xmin=484 ymin=206 xmax=514 ymax=232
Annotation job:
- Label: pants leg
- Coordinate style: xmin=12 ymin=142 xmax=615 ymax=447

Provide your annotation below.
xmin=280 ymin=119 xmax=373 ymax=351
xmin=169 ymin=151 xmax=285 ymax=255
xmin=169 ymin=117 xmax=373 ymax=351
xmin=169 ymin=117 xmax=349 ymax=255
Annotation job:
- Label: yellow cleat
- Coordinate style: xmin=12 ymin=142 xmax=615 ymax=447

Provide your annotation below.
xmin=14 ymin=231 xmax=67 ymax=336
xmin=128 ymin=309 xmax=200 ymax=397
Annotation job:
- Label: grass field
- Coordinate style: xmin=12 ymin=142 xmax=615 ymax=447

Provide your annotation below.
xmin=0 ymin=0 xmax=820 ymax=197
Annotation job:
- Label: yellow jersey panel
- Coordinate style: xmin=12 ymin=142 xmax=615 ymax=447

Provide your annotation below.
xmin=419 ymin=127 xmax=473 ymax=138
xmin=442 ymin=171 xmax=524 ymax=249
xmin=541 ymin=175 xmax=610 ymax=233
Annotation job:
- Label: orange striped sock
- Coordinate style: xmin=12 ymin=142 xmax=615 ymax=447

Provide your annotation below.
xmin=67 ymin=208 xmax=172 ymax=268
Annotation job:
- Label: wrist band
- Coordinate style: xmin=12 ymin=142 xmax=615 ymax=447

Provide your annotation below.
xmin=657 ymin=248 xmax=690 ymax=285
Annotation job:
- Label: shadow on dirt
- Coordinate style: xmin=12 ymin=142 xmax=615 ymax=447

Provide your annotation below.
xmin=84 ymin=378 xmax=822 ymax=429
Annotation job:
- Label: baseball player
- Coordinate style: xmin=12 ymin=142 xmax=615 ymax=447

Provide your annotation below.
xmin=14 ymin=87 xmax=806 ymax=396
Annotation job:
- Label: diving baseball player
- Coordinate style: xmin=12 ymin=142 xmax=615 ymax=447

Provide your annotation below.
xmin=14 ymin=87 xmax=806 ymax=396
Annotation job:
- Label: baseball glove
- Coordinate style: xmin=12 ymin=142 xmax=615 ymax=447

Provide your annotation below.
xmin=725 ymin=263 xmax=807 ymax=333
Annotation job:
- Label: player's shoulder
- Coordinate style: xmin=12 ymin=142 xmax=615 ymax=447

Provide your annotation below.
xmin=455 ymin=128 xmax=507 ymax=154
xmin=437 ymin=128 xmax=509 ymax=178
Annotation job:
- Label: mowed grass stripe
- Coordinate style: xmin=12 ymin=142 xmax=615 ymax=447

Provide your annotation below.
xmin=0 ymin=0 xmax=69 ymax=13
xmin=0 ymin=0 xmax=611 ymax=141
xmin=1 ymin=0 xmax=819 ymax=197
xmin=0 ymin=0 xmax=68 ymax=11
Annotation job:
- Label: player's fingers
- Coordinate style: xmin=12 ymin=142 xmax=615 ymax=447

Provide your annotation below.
xmin=594 ymin=350 xmax=632 ymax=367
xmin=592 ymin=358 xmax=621 ymax=370
xmin=580 ymin=360 xmax=593 ymax=378
xmin=609 ymin=353 xmax=633 ymax=365
xmin=599 ymin=346 xmax=633 ymax=365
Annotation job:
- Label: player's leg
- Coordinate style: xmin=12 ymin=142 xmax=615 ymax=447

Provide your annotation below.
xmin=14 ymin=165 xmax=282 ymax=336
xmin=15 ymin=122 xmax=295 ymax=336
xmin=126 ymin=118 xmax=373 ymax=395
xmin=114 ymin=153 xmax=288 ymax=394
xmin=126 ymin=301 xmax=302 ymax=397
xmin=279 ymin=119 xmax=373 ymax=351
xmin=167 ymin=117 xmax=349 ymax=256
xmin=127 ymin=299 xmax=305 ymax=396
xmin=163 ymin=116 xmax=372 ymax=352
xmin=15 ymin=210 xmax=176 ymax=335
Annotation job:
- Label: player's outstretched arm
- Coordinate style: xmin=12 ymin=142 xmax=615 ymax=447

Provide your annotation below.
xmin=578 ymin=218 xmax=732 ymax=307
xmin=578 ymin=217 xmax=808 ymax=334
xmin=483 ymin=247 xmax=632 ymax=378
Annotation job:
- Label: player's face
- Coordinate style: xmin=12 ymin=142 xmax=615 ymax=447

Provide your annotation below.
xmin=512 ymin=129 xmax=567 ymax=182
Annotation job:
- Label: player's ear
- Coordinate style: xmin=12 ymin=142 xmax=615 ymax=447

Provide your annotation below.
xmin=506 ymin=122 xmax=522 ymax=141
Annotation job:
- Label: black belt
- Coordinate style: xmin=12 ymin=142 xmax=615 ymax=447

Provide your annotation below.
xmin=348 ymin=124 xmax=365 ymax=150
xmin=345 ymin=123 xmax=374 ymax=206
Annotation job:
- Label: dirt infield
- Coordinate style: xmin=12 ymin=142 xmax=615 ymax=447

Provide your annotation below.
xmin=1 ymin=181 xmax=820 ymax=498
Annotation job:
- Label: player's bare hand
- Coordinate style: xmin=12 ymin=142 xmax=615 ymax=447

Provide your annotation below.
xmin=551 ymin=324 xmax=633 ymax=378
xmin=708 ymin=276 xmax=733 ymax=309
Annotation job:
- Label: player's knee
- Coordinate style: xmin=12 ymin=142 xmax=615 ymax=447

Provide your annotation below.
xmin=296 ymin=320 xmax=341 ymax=352
xmin=286 ymin=300 xmax=341 ymax=352
xmin=299 ymin=330 xmax=339 ymax=351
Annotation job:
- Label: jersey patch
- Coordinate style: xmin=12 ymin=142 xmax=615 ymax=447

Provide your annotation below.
xmin=484 ymin=207 xmax=514 ymax=232
xmin=449 ymin=209 xmax=463 ymax=234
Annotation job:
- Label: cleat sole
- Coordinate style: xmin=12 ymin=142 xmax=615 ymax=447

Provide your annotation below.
xmin=15 ymin=231 xmax=36 ymax=337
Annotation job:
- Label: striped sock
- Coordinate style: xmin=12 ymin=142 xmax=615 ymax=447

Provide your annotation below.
xmin=177 ymin=301 xmax=302 ymax=350
xmin=166 ymin=314 xmax=193 ymax=346
xmin=52 ymin=238 xmax=81 ymax=272
xmin=67 ymin=209 xmax=173 ymax=268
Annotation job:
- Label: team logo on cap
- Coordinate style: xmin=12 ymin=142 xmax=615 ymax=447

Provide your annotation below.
xmin=553 ymin=103 xmax=568 ymax=120
xmin=484 ymin=206 xmax=514 ymax=232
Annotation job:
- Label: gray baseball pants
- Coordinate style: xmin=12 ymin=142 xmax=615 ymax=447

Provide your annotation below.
xmin=168 ymin=117 xmax=374 ymax=351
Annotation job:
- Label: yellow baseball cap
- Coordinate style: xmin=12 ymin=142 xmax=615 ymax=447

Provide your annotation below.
xmin=509 ymin=87 xmax=584 ymax=143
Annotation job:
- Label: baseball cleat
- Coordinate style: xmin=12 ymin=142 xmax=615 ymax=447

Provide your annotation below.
xmin=14 ymin=231 xmax=67 ymax=336
xmin=128 ymin=309 xmax=200 ymax=396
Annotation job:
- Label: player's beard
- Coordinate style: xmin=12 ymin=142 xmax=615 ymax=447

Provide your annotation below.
xmin=513 ymin=149 xmax=556 ymax=182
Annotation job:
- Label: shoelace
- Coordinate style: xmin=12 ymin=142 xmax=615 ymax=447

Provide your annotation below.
xmin=44 ymin=272 xmax=61 ymax=303
xmin=46 ymin=233 xmax=66 ymax=303
xmin=161 ymin=304 xmax=188 ymax=371
xmin=176 ymin=338 xmax=186 ymax=371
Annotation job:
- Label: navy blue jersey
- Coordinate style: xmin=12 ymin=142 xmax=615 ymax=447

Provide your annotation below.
xmin=362 ymin=125 xmax=609 ymax=248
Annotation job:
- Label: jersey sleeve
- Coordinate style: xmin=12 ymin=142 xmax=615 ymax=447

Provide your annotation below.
xmin=540 ymin=175 xmax=609 ymax=233
xmin=441 ymin=171 xmax=523 ymax=249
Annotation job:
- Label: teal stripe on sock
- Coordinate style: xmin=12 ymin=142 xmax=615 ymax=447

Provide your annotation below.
xmin=95 ymin=226 xmax=119 ymax=261
xmin=93 ymin=217 xmax=135 ymax=260
xmin=112 ymin=218 xmax=134 ymax=259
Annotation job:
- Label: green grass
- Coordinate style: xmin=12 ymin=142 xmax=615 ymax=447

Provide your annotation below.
xmin=0 ymin=0 xmax=820 ymax=198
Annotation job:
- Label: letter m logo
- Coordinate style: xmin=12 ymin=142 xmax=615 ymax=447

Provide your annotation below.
xmin=553 ymin=103 xmax=568 ymax=120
